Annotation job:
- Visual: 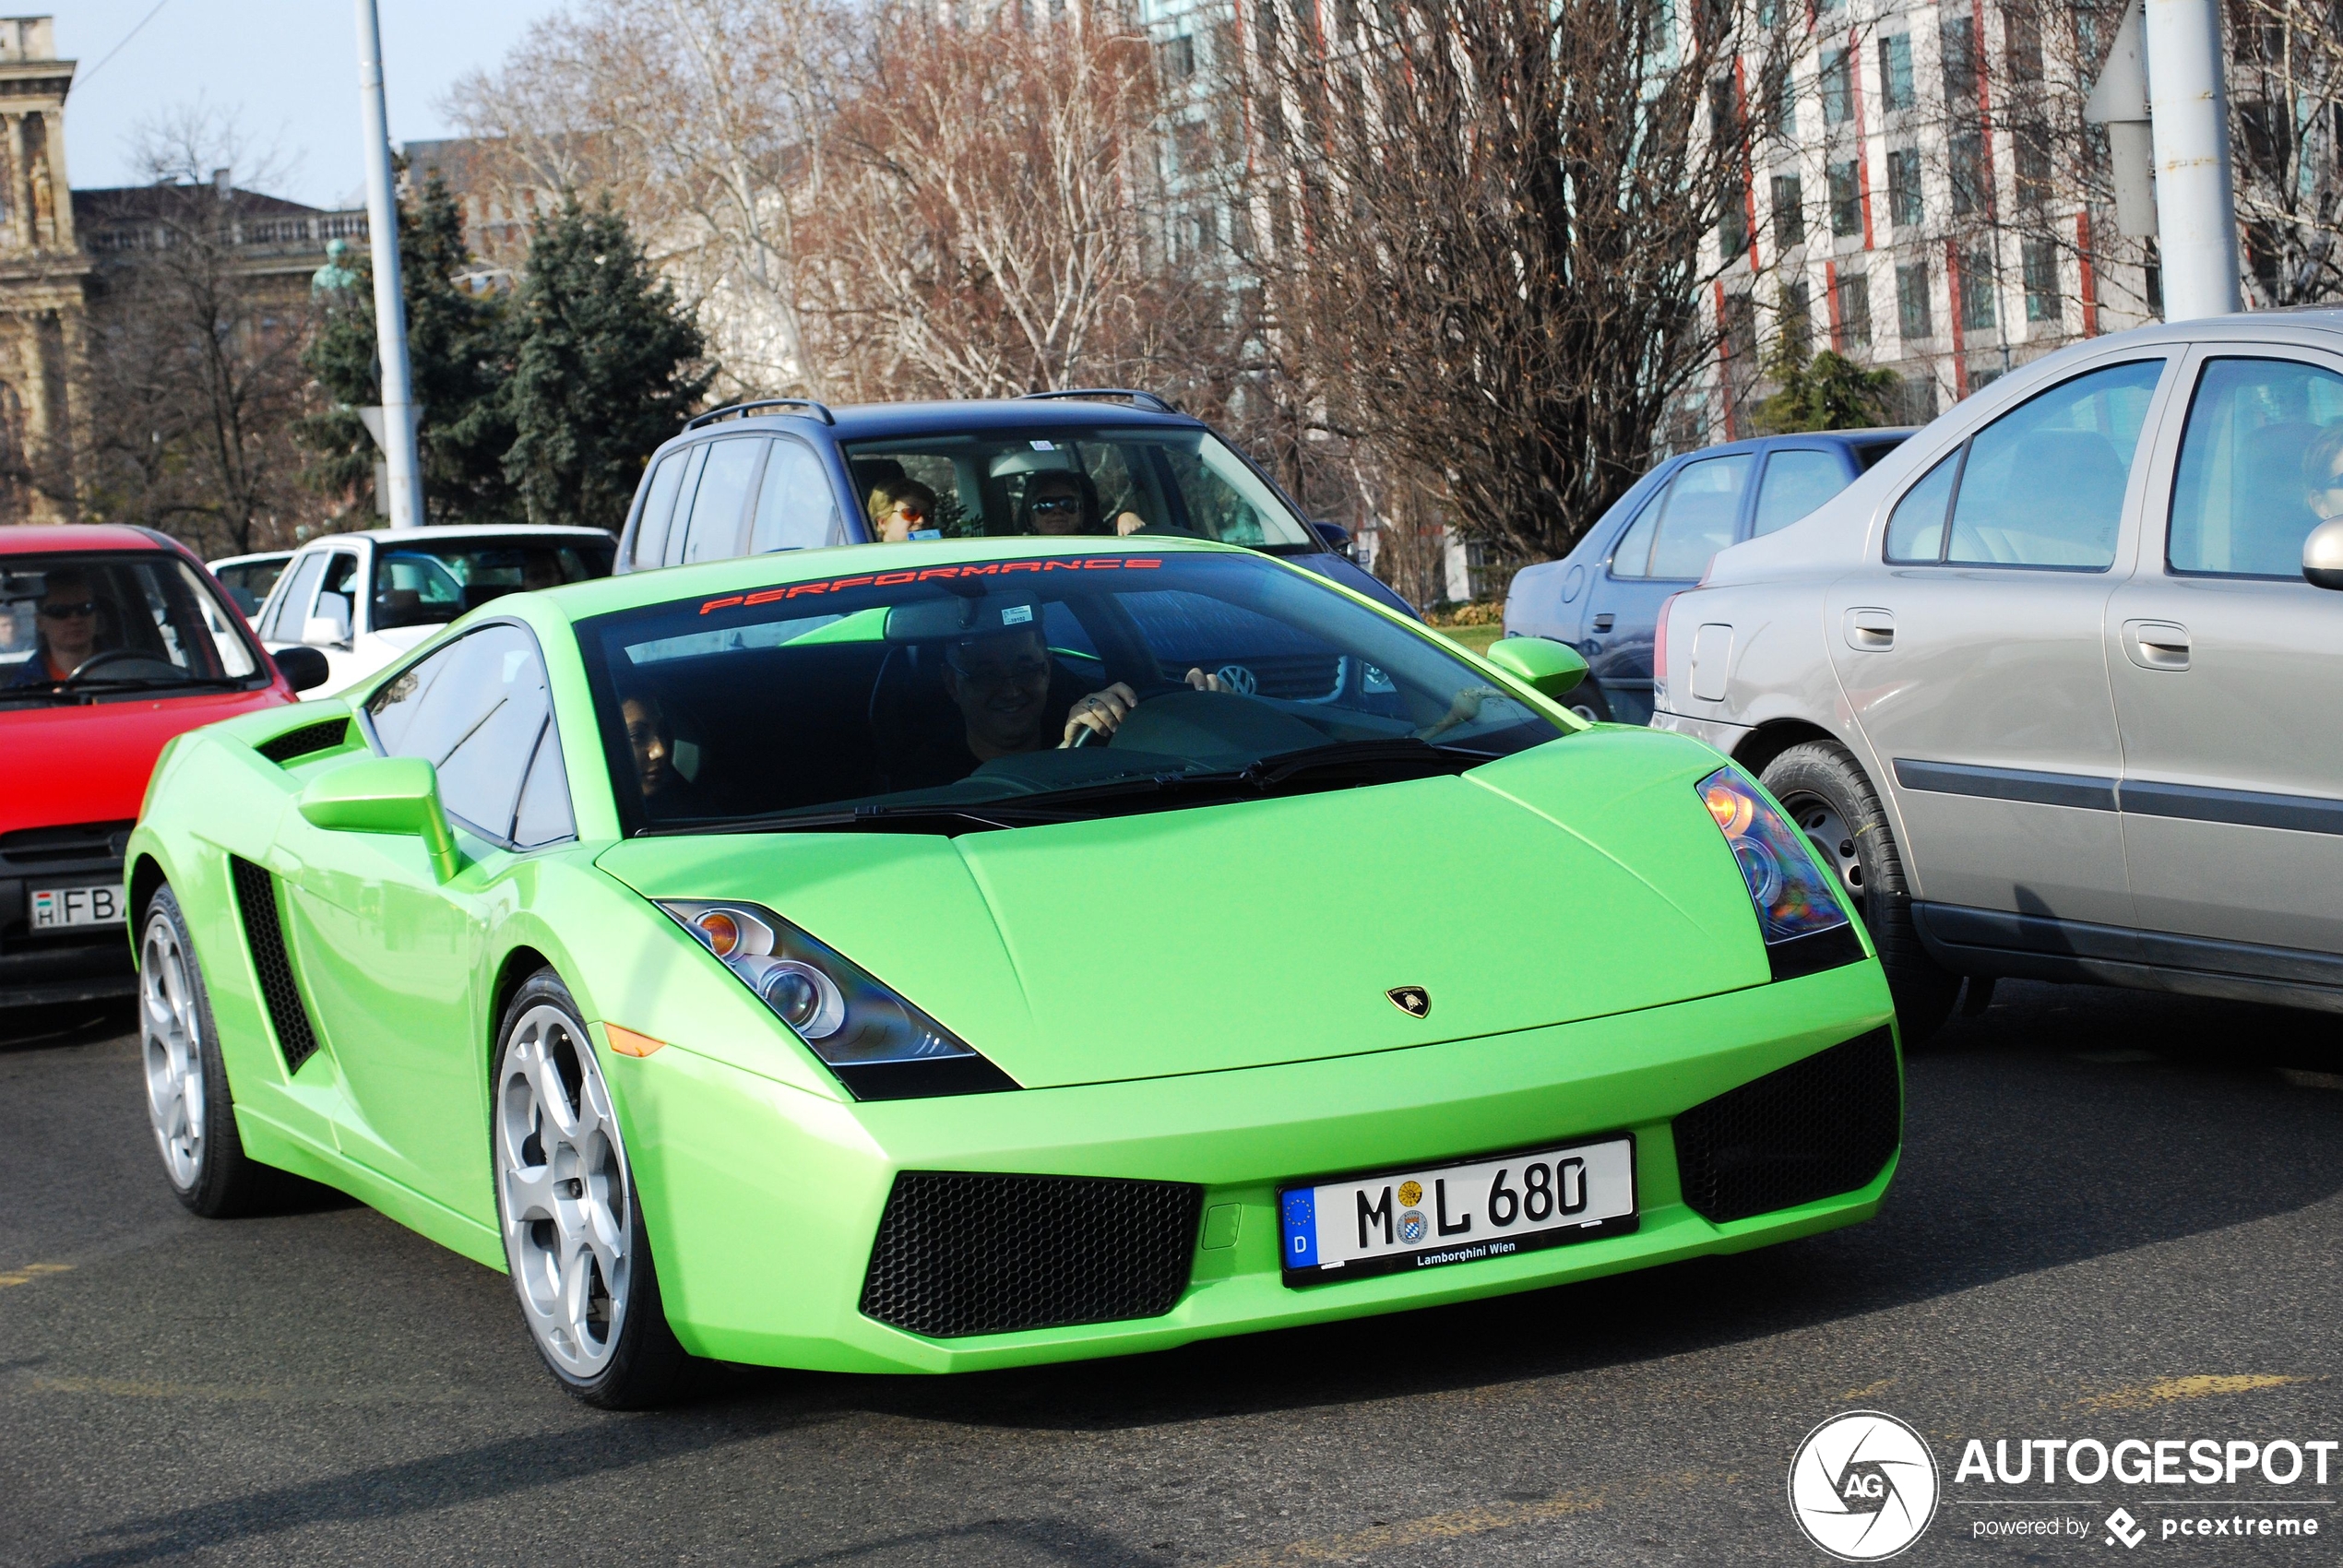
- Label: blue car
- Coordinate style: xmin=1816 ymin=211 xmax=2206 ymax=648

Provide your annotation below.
xmin=613 ymin=391 xmax=1414 ymax=619
xmin=1504 ymin=430 xmax=1910 ymax=723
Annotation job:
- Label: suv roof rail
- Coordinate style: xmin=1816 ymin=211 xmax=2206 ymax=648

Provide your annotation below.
xmin=1017 ymin=388 xmax=1180 ymax=415
xmin=686 ymin=397 xmax=837 ymax=429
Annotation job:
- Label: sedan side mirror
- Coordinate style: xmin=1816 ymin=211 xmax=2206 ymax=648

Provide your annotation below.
xmin=295 ymin=756 xmax=459 ymax=883
xmin=1310 ymin=520 xmax=1352 ymax=555
xmin=272 ymin=644 xmax=332 ymax=694
xmin=2306 ymin=517 xmax=2343 ymax=591
xmin=1481 ymin=635 xmax=1589 ymax=702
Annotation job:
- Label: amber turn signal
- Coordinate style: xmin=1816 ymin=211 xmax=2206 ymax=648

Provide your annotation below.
xmin=604 ymin=1023 xmax=668 ymax=1059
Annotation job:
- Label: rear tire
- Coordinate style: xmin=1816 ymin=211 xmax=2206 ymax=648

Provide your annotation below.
xmin=1760 ymin=742 xmax=1960 ymax=1043
xmin=139 ymin=885 xmax=285 ymax=1217
xmin=493 ymin=969 xmax=690 ymax=1409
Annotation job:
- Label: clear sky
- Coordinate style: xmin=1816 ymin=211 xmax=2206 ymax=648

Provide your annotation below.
xmin=58 ymin=1 xmax=568 ymax=208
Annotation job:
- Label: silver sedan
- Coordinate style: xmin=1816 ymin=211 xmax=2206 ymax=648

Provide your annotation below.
xmin=1654 ymin=310 xmax=2343 ymax=1039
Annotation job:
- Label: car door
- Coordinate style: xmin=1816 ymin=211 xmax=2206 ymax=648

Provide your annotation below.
xmin=2106 ymin=345 xmax=2343 ymax=957
xmin=304 ymin=548 xmax=370 ymax=693
xmin=1587 ymin=452 xmax=1754 ymax=722
xmin=1826 ymin=356 xmax=2174 ymax=929
xmin=274 ymin=622 xmax=574 ymax=1216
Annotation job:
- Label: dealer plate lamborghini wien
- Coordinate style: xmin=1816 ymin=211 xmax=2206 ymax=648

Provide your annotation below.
xmin=125 ymin=535 xmax=1900 ymax=1408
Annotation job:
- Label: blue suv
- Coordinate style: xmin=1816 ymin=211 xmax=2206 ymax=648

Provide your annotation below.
xmin=613 ymin=390 xmax=1414 ymax=618
xmin=1504 ymin=429 xmax=1909 ymax=722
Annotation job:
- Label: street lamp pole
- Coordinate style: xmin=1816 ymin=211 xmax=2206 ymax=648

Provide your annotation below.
xmin=353 ymin=0 xmax=422 ymax=529
xmin=2140 ymin=0 xmax=2242 ymax=318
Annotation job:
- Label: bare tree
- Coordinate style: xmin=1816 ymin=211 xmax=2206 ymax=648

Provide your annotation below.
xmin=1229 ymin=0 xmax=1792 ymax=565
xmin=75 ymin=111 xmax=324 ymax=556
xmin=2228 ymin=0 xmax=2343 ymax=306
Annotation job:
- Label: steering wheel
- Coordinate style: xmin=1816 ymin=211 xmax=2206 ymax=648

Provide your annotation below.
xmin=64 ymin=648 xmax=172 ymax=683
xmin=1066 ymin=675 xmax=1193 ymax=748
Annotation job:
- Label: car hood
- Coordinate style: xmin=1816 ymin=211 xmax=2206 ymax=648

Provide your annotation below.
xmin=594 ymin=728 xmax=1768 ymax=1090
xmin=1 ymin=687 xmax=288 ymax=834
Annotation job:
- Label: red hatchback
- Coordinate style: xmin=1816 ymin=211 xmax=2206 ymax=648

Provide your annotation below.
xmin=2 ymin=526 xmax=325 ymax=1006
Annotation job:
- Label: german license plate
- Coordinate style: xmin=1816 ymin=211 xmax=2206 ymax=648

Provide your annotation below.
xmin=1279 ymin=1134 xmax=1636 ymax=1286
xmin=30 ymin=885 xmax=123 ymax=930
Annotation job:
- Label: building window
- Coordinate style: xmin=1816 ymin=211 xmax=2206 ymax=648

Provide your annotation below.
xmin=1941 ymin=18 xmax=1978 ymax=102
xmin=1838 ymin=271 xmax=1873 ymax=349
xmin=1773 ymin=173 xmax=1804 ymax=249
xmin=2005 ymin=4 xmax=2044 ymax=82
xmin=1960 ymin=248 xmax=1998 ymax=331
xmin=2022 ymin=238 xmax=2062 ymax=322
xmin=1821 ymin=48 xmax=1854 ymax=125
xmin=1949 ymin=131 xmax=1988 ymax=217
xmin=1173 ymin=118 xmax=1213 ymax=176
xmin=1897 ymin=261 xmax=1933 ymax=340
xmin=1887 ymin=148 xmax=1924 ymax=229
xmin=1879 ymin=35 xmax=1915 ymax=113
xmin=2014 ymin=123 xmax=2052 ymax=208
xmin=1721 ymin=182 xmax=1749 ymax=261
xmin=1158 ymin=34 xmax=1196 ymax=79
xmin=1777 ymin=77 xmax=1800 ymax=140
xmin=1781 ymin=279 xmax=1814 ymax=361
xmin=1828 ymin=160 xmax=1862 ymax=237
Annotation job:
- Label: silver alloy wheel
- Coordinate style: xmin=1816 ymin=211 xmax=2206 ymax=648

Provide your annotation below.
xmin=496 ymin=1003 xmax=633 ymax=1380
xmin=1787 ymin=795 xmax=1865 ymax=901
xmin=139 ymin=909 xmax=206 ymax=1191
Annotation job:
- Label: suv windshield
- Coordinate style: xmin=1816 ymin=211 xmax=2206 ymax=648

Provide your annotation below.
xmin=3 ymin=552 xmax=264 ymax=705
xmin=577 ymin=550 xmax=1560 ymax=833
xmin=375 ymin=538 xmax=614 ymax=629
xmin=840 ymin=426 xmax=1315 ymax=549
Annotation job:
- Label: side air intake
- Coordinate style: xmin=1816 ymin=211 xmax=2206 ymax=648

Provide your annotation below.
xmin=254 ymin=719 xmax=351 ymax=766
xmin=1672 ymin=1028 xmax=1900 ymax=1225
xmin=229 ymin=855 xmax=319 ymax=1074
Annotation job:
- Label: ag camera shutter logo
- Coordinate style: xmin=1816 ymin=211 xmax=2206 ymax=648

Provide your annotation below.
xmin=1789 ymin=1410 xmax=1941 ymax=1561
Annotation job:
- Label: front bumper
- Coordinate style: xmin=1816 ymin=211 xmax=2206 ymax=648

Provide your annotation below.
xmin=612 ymin=959 xmax=1896 ymax=1374
xmin=0 ymin=842 xmax=134 ymax=1008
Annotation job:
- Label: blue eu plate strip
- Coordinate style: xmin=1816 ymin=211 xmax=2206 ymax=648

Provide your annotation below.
xmin=1281 ymin=1187 xmax=1319 ymax=1268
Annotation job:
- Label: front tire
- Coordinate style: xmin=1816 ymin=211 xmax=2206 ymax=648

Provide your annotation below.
xmin=493 ymin=969 xmax=689 ymax=1408
xmin=139 ymin=885 xmax=283 ymax=1217
xmin=1760 ymin=742 xmax=1960 ymax=1043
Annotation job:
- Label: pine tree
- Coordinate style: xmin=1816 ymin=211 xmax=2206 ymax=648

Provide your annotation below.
xmin=296 ymin=172 xmax=517 ymax=524
xmin=502 ymin=198 xmax=710 ymax=532
xmin=1751 ymin=335 xmax=1903 ymax=434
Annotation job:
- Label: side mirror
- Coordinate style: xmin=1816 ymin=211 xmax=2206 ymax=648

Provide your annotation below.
xmin=1310 ymin=520 xmax=1353 ymax=555
xmin=303 ymin=604 xmax=351 ymax=647
xmin=1482 ymin=636 xmax=1589 ymax=703
xmin=2306 ymin=517 xmax=2343 ymax=591
xmin=272 ymin=644 xmax=332 ymax=694
xmin=295 ymin=755 xmax=459 ymax=883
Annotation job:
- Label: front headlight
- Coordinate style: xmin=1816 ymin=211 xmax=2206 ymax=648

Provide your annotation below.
xmin=1696 ymin=768 xmax=1867 ymax=981
xmin=655 ymin=899 xmax=1017 ymax=1099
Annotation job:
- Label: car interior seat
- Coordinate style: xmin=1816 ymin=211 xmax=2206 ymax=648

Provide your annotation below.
xmin=2234 ymin=421 xmax=2325 ymax=576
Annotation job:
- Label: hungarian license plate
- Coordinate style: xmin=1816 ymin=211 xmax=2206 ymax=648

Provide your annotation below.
xmin=1279 ymin=1134 xmax=1636 ymax=1286
xmin=30 ymin=885 xmax=123 ymax=930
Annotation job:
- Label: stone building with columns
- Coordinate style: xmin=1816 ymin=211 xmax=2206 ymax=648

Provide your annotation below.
xmin=0 ymin=15 xmax=368 ymax=527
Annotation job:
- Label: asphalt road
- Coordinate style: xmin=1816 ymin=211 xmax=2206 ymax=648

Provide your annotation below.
xmin=5 ymin=978 xmax=2341 ymax=1567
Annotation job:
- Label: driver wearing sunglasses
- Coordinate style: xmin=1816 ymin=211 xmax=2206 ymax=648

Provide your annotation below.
xmin=935 ymin=624 xmax=1226 ymax=772
xmin=7 ymin=570 xmax=108 ymax=687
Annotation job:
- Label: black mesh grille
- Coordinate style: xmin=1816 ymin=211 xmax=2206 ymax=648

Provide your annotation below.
xmin=254 ymin=719 xmax=350 ymax=765
xmin=861 ymin=1172 xmax=1203 ymax=1338
xmin=1673 ymin=1028 xmax=1900 ymax=1225
xmin=229 ymin=855 xmax=318 ymax=1074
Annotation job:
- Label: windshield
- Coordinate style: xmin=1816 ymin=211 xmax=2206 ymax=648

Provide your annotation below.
xmin=375 ymin=538 xmax=614 ymax=629
xmin=2 ymin=552 xmax=265 ymax=705
xmin=839 ymin=426 xmax=1315 ymax=550
xmin=577 ymin=550 xmax=1562 ymax=834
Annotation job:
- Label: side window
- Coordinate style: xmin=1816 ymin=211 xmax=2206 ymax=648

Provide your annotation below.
xmin=314 ymin=552 xmax=360 ymax=639
xmin=261 ymin=552 xmax=326 ymax=641
xmin=631 ymin=449 xmax=692 ymax=568
xmin=680 ymin=439 xmax=761 ymax=564
xmin=365 ymin=624 xmax=567 ymax=846
xmin=1889 ymin=360 xmax=2164 ymax=568
xmin=1752 ymin=449 xmax=1849 ymax=537
xmin=1885 ymin=451 xmax=1960 ymax=561
xmin=749 ymin=439 xmax=845 ymax=552
xmin=1614 ymin=455 xmax=1753 ymax=579
xmin=2168 ymin=357 xmax=2343 ymax=578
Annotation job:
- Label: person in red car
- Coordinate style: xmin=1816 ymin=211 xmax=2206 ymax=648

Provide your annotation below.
xmin=7 ymin=566 xmax=106 ymax=686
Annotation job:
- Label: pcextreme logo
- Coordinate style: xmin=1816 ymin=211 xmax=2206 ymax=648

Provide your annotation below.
xmin=1790 ymin=1410 xmax=1943 ymax=1562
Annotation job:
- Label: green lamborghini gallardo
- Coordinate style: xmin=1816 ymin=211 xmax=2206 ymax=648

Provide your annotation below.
xmin=125 ymin=536 xmax=1899 ymax=1407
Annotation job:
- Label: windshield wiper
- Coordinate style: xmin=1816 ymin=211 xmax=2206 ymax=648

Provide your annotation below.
xmin=642 ymin=801 xmax=1100 ymax=837
xmin=1236 ymin=737 xmax=1497 ymax=788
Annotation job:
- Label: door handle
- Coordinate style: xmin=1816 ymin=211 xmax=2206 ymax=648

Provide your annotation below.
xmin=1591 ymin=613 xmax=1615 ymax=632
xmin=2123 ymin=620 xmax=2191 ymax=671
xmin=1843 ymin=608 xmax=1895 ymax=651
